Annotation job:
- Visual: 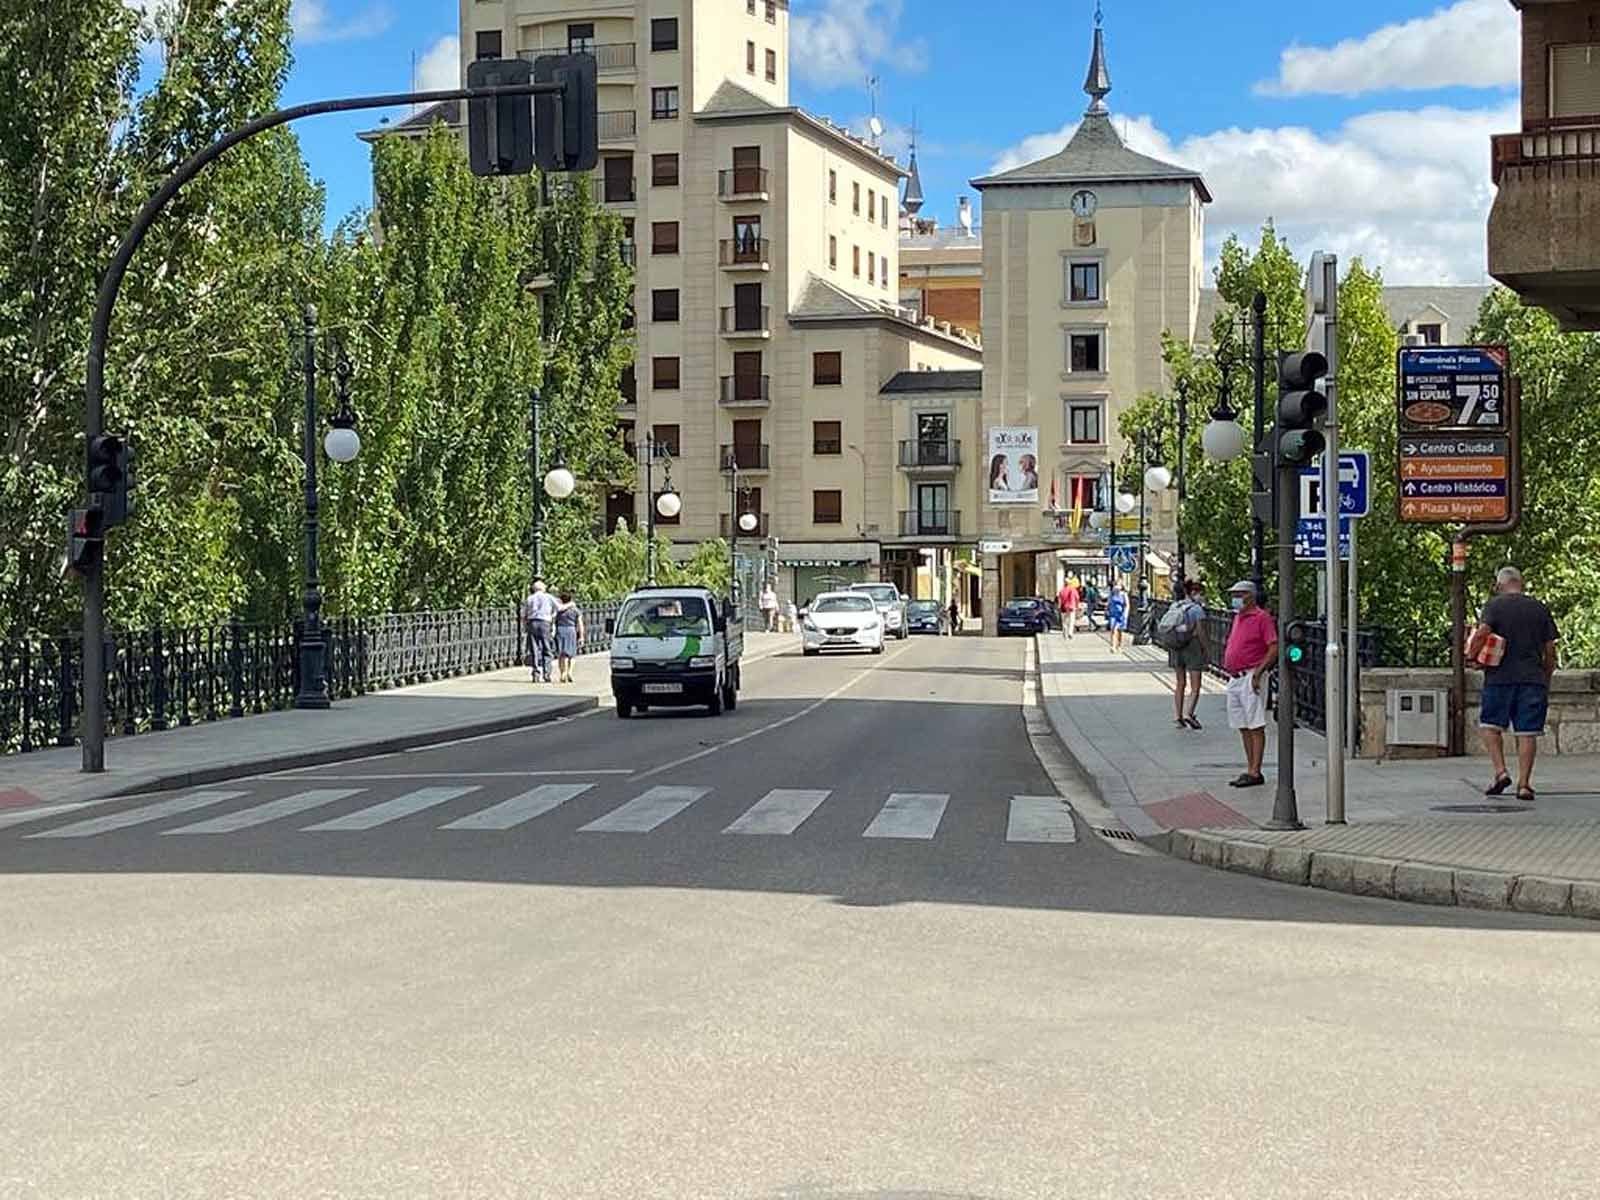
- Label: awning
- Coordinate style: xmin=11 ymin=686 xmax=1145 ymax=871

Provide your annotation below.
xmin=1146 ymin=550 xmax=1172 ymax=575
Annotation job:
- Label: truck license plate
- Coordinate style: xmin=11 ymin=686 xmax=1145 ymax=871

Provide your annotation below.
xmin=642 ymin=683 xmax=683 ymax=695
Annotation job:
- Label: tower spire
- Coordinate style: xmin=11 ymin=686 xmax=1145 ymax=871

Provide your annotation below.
xmin=902 ymin=110 xmax=924 ymax=217
xmin=1083 ymin=1 xmax=1112 ymax=116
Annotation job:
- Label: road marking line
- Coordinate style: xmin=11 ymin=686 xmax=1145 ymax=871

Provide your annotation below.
xmin=163 ymin=789 xmax=363 ymax=834
xmin=862 ymin=793 xmax=948 ymax=840
xmin=723 ymin=788 xmax=830 ymax=836
xmin=26 ymin=791 xmax=246 ymax=839
xmin=301 ymin=786 xmax=477 ymax=831
xmin=0 ymin=799 xmax=122 ymax=831
xmin=579 ymin=786 xmax=709 ymax=833
xmin=1006 ymin=795 xmax=1078 ymax=843
xmin=441 ymin=783 xmax=595 ymax=830
xmin=269 ymin=770 xmax=633 ymax=780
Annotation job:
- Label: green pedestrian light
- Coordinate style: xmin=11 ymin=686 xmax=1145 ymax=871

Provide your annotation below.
xmin=1284 ymin=620 xmax=1310 ymax=666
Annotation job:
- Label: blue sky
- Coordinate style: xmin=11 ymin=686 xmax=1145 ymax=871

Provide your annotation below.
xmin=281 ymin=0 xmax=1518 ymax=282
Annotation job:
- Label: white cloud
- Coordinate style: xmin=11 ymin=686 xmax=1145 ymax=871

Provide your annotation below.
xmin=791 ymin=0 xmax=928 ymax=89
xmin=1257 ymin=0 xmax=1517 ymax=97
xmin=986 ymin=102 xmax=1515 ymax=283
xmin=415 ymin=34 xmax=460 ymax=92
xmin=291 ymin=0 xmax=393 ymax=45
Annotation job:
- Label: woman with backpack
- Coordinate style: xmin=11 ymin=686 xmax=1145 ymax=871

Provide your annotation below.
xmin=1162 ymin=578 xmax=1209 ymax=728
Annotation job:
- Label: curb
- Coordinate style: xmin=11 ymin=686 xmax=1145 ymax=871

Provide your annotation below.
xmin=108 ymin=696 xmax=599 ymax=799
xmin=1159 ymin=829 xmax=1600 ymax=921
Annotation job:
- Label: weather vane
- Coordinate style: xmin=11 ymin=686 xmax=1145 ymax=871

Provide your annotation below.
xmin=1095 ymin=0 xmax=1104 ymax=27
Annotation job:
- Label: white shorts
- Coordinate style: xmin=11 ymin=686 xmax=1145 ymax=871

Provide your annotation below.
xmin=1226 ymin=672 xmax=1268 ymax=730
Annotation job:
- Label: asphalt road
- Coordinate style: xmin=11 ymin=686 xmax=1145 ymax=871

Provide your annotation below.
xmin=4 ymin=634 xmax=1600 ymax=1199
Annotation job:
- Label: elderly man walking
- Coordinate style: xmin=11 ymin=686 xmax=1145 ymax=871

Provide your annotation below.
xmin=1222 ymin=579 xmax=1276 ymax=788
xmin=1474 ymin=566 xmax=1558 ymax=803
xmin=520 ymin=578 xmax=559 ymax=684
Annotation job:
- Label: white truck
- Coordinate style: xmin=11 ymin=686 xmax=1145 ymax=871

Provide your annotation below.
xmin=608 ymin=586 xmax=743 ymax=719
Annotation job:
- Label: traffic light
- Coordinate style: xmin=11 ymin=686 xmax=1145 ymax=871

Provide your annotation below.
xmin=1277 ymin=350 xmax=1328 ymax=467
xmin=533 ymin=51 xmax=599 ymax=173
xmin=86 ymin=433 xmax=133 ymax=527
xmin=65 ymin=506 xmax=105 ymax=574
xmin=467 ymin=57 xmax=535 ymax=178
xmin=1284 ymin=620 xmax=1311 ymax=666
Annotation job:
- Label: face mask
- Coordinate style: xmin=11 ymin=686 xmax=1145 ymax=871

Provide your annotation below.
xmin=1230 ymin=596 xmax=1245 ymax=612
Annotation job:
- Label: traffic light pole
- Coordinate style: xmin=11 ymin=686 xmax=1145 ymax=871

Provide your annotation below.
xmin=1316 ymin=253 xmax=1346 ymax=824
xmin=1269 ymin=460 xmax=1304 ymax=831
xmin=1252 ymin=291 xmax=1268 ymax=598
xmin=77 ymin=79 xmax=567 ymax=773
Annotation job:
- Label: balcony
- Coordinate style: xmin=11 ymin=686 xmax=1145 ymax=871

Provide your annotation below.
xmin=720 ymin=306 xmax=771 ymax=338
xmin=719 ymin=375 xmax=771 ymax=406
xmin=1488 ymin=117 xmax=1600 ymax=331
xmin=719 ymin=237 xmax=771 ymax=270
xmin=520 ymin=43 xmax=636 ymax=73
xmin=898 ymin=439 xmax=961 ymax=472
xmin=719 ymin=443 xmax=770 ymax=471
xmin=722 ymin=512 xmax=770 ymax=537
xmin=718 ymin=167 xmax=770 ymax=201
xmin=594 ymin=175 xmax=636 ymax=204
xmin=897 ymin=510 xmax=962 ymax=539
xmin=598 ymin=110 xmax=637 ymax=143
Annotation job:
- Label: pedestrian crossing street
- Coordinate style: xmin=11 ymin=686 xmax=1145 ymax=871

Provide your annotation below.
xmin=7 ymin=779 xmax=1079 ymax=846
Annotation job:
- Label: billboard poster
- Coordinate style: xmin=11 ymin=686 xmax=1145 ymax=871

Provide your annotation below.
xmin=986 ymin=426 xmax=1039 ymax=505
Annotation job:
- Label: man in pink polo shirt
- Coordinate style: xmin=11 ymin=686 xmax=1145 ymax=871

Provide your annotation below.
xmin=1222 ymin=579 xmax=1277 ymax=788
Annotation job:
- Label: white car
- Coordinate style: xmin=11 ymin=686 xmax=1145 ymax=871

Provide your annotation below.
xmin=801 ymin=592 xmax=886 ymax=656
xmin=847 ymin=582 xmax=909 ymax=640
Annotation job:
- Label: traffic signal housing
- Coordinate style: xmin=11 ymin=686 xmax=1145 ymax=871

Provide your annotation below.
xmin=1284 ymin=620 xmax=1312 ymax=666
xmin=86 ymin=433 xmax=133 ymax=527
xmin=467 ymin=57 xmax=536 ymax=178
xmin=1277 ymin=350 xmax=1328 ymax=467
xmin=533 ymin=51 xmax=599 ymax=173
xmin=65 ymin=506 xmax=105 ymax=574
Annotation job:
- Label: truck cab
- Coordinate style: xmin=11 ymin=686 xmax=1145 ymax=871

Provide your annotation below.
xmin=609 ymin=586 xmax=743 ymax=718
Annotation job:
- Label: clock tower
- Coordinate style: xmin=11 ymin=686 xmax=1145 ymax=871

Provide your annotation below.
xmin=968 ymin=8 xmax=1211 ymax=631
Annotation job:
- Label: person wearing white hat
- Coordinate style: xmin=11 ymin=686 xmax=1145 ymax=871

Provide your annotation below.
xmin=1221 ymin=579 xmax=1276 ymax=788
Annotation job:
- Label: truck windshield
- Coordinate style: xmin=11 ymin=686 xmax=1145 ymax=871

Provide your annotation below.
xmin=853 ymin=585 xmax=898 ymax=604
xmin=616 ymin=596 xmax=712 ymax=637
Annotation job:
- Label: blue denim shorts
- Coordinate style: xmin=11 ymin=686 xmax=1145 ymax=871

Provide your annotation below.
xmin=1480 ymin=683 xmax=1549 ymax=736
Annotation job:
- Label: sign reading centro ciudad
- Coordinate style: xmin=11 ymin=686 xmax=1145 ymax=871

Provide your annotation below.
xmin=1395 ymin=346 xmax=1519 ymax=526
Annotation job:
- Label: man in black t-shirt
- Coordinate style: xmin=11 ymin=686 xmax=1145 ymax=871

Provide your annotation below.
xmin=1475 ymin=566 xmax=1559 ymax=802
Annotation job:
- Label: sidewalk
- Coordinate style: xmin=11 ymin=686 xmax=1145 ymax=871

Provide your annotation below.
xmin=0 ymin=633 xmax=794 ymax=811
xmin=1037 ymin=629 xmax=1600 ymax=919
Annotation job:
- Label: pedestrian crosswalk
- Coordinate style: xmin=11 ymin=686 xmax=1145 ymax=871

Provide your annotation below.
xmin=8 ymin=781 xmax=1078 ymax=846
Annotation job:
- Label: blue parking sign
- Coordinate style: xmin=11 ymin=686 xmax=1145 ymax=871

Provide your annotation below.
xmin=1299 ymin=451 xmax=1370 ymax=519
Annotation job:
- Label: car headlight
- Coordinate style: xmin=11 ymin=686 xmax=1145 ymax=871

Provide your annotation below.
xmin=863 ymin=619 xmax=880 ymax=630
xmin=688 ymin=655 xmax=716 ymax=669
xmin=611 ymin=657 xmax=635 ymax=670
xmin=802 ymin=618 xmax=818 ymax=632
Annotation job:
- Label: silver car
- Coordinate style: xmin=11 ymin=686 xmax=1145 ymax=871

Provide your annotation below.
xmin=847 ymin=582 xmax=909 ymax=640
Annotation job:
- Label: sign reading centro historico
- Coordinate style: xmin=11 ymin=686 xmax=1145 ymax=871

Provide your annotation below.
xmin=1396 ymin=346 xmax=1517 ymax=525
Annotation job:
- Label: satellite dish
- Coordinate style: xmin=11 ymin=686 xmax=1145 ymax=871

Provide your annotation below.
xmin=868 ymin=116 xmax=885 ymax=139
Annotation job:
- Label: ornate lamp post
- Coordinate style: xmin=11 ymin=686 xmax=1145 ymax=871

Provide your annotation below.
xmin=529 ymin=387 xmax=578 ymax=581
xmin=641 ymin=435 xmax=678 ymax=584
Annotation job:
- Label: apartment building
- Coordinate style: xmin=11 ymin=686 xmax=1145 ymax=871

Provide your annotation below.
xmin=455 ymin=0 xmax=981 ymax=605
xmin=900 ymin=194 xmax=984 ymax=338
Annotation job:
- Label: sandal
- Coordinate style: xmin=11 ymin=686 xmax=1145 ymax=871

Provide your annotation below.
xmin=1484 ymin=774 xmax=1512 ymax=796
xmin=1185 ymin=715 xmax=1203 ymax=730
xmin=1174 ymin=718 xmax=1189 ymax=729
xmin=1517 ymin=787 xmax=1536 ymax=803
xmin=1228 ymin=772 xmax=1263 ymax=788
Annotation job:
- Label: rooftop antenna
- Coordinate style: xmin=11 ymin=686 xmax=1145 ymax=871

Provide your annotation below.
xmin=866 ymin=75 xmax=884 ymax=147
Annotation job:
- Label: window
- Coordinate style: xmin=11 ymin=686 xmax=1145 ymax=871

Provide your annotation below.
xmin=747 ymin=0 xmax=756 ymax=12
xmin=1068 ymin=261 xmax=1101 ymax=303
xmin=765 ymin=48 xmax=777 ymax=82
xmin=828 ymin=170 xmax=837 ymax=204
xmin=474 ymin=30 xmax=502 ymax=59
xmin=852 ymin=181 xmax=860 ymax=215
xmin=766 ymin=0 xmax=777 ymax=23
xmin=1551 ymin=43 xmax=1600 ymax=119
xmin=651 ymin=424 xmax=681 ymax=456
xmin=881 ymin=255 xmax=890 ymax=289
xmin=1067 ymin=401 xmax=1103 ymax=445
xmin=829 ymin=236 xmax=837 ymax=270
xmin=1067 ymin=330 xmax=1104 ymax=373
xmin=1066 ymin=475 xmax=1102 ymax=512
xmin=602 ymin=156 xmax=634 ymax=203
xmin=650 ymin=17 xmax=678 ymax=51
xmin=868 ymin=190 xmax=876 ymax=222
xmin=731 ymin=351 xmax=764 ymax=402
xmin=813 ymin=351 xmax=842 ymax=386
xmin=732 ymin=215 xmax=762 ymax=261
xmin=1416 ymin=322 xmax=1443 ymax=345
xmin=868 ymin=255 xmax=876 ymax=284
xmin=652 ymin=153 xmax=679 ymax=187
xmin=651 ymin=87 xmax=679 ymax=120
xmin=566 ymin=22 xmax=594 ymax=54
xmin=813 ymin=421 xmax=842 ymax=455
xmin=747 ymin=40 xmax=756 ymax=73
xmin=619 ymin=364 xmax=637 ymax=403
xmin=651 ymin=221 xmax=679 ymax=255
xmin=852 ymin=245 xmax=860 ymax=277
xmin=881 ymin=203 xmax=888 ymax=229
xmin=652 ymin=357 xmax=680 ymax=390
xmin=813 ymin=490 xmax=843 ymax=524
xmin=651 ymin=289 xmax=680 ymax=322
xmin=732 ymin=282 xmax=763 ymax=331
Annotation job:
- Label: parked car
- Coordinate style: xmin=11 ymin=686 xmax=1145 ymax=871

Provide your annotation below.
xmin=1026 ymin=596 xmax=1063 ymax=630
xmin=801 ymin=592 xmax=886 ymax=656
xmin=847 ymin=582 xmax=909 ymax=640
xmin=904 ymin=599 xmax=945 ymax=635
xmin=997 ymin=597 xmax=1054 ymax=636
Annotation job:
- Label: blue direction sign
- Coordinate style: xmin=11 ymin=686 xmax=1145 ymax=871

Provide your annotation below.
xmin=1107 ymin=544 xmax=1139 ymax=573
xmin=1298 ymin=451 xmax=1370 ymax=519
xmin=1296 ymin=515 xmax=1352 ymax=562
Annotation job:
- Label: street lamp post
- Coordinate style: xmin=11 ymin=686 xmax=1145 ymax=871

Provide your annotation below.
xmin=642 ymin=434 xmax=678 ymax=584
xmin=528 ymin=388 xmax=578 ymax=583
xmin=1200 ymin=289 xmax=1272 ymax=593
xmin=295 ymin=305 xmax=361 ymax=711
xmin=1174 ymin=379 xmax=1188 ymax=586
xmin=723 ymin=450 xmax=760 ymax=606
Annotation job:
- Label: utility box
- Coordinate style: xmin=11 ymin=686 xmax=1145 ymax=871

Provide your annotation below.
xmin=1387 ymin=688 xmax=1449 ymax=748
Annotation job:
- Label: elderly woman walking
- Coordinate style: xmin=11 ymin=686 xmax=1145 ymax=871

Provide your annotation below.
xmin=553 ymin=591 xmax=586 ymax=684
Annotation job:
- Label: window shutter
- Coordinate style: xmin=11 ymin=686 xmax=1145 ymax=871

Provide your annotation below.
xmin=1551 ymin=44 xmax=1600 ymax=119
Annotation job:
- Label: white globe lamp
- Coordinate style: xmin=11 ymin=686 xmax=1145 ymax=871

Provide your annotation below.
xmin=1114 ymin=491 xmax=1137 ymax=515
xmin=543 ymin=466 xmax=577 ymax=500
xmin=1088 ymin=510 xmax=1108 ymax=531
xmin=323 ymin=423 xmax=361 ymax=464
xmin=1144 ymin=464 xmax=1173 ymax=492
xmin=656 ymin=490 xmax=682 ymax=519
xmin=738 ymin=511 xmax=759 ymax=533
xmin=1202 ymin=415 xmax=1247 ymax=461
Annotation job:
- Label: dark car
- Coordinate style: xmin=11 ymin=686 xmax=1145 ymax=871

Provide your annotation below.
xmin=997 ymin=598 xmax=1053 ymax=636
xmin=905 ymin=599 xmax=945 ymax=634
xmin=1026 ymin=596 xmax=1062 ymax=630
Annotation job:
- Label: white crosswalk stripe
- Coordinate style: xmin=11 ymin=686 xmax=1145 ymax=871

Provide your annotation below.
xmin=441 ymin=783 xmax=594 ymax=831
xmin=27 ymin=791 xmax=246 ymax=839
xmin=579 ymin=786 xmax=709 ymax=833
xmin=1006 ymin=795 xmax=1078 ymax=844
xmin=723 ymin=789 xmax=830 ymax=836
xmin=164 ymin=789 xmax=363 ymax=835
xmin=301 ymin=786 xmax=477 ymax=831
xmin=862 ymin=793 xmax=949 ymax=840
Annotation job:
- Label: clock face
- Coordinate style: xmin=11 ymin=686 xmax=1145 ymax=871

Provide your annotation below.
xmin=1071 ymin=189 xmax=1098 ymax=218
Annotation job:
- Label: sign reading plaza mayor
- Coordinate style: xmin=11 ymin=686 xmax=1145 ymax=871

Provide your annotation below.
xmin=986 ymin=426 xmax=1040 ymax=505
xmin=1395 ymin=346 xmax=1515 ymax=525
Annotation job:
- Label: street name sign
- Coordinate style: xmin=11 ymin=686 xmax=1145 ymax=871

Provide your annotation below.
xmin=978 ymin=540 xmax=1012 ymax=555
xmin=1396 ymin=347 xmax=1515 ymax=526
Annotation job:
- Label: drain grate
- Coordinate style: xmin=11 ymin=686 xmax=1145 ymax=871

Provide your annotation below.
xmin=1430 ymin=803 xmax=1529 ymax=814
xmin=1095 ymin=827 xmax=1140 ymax=841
